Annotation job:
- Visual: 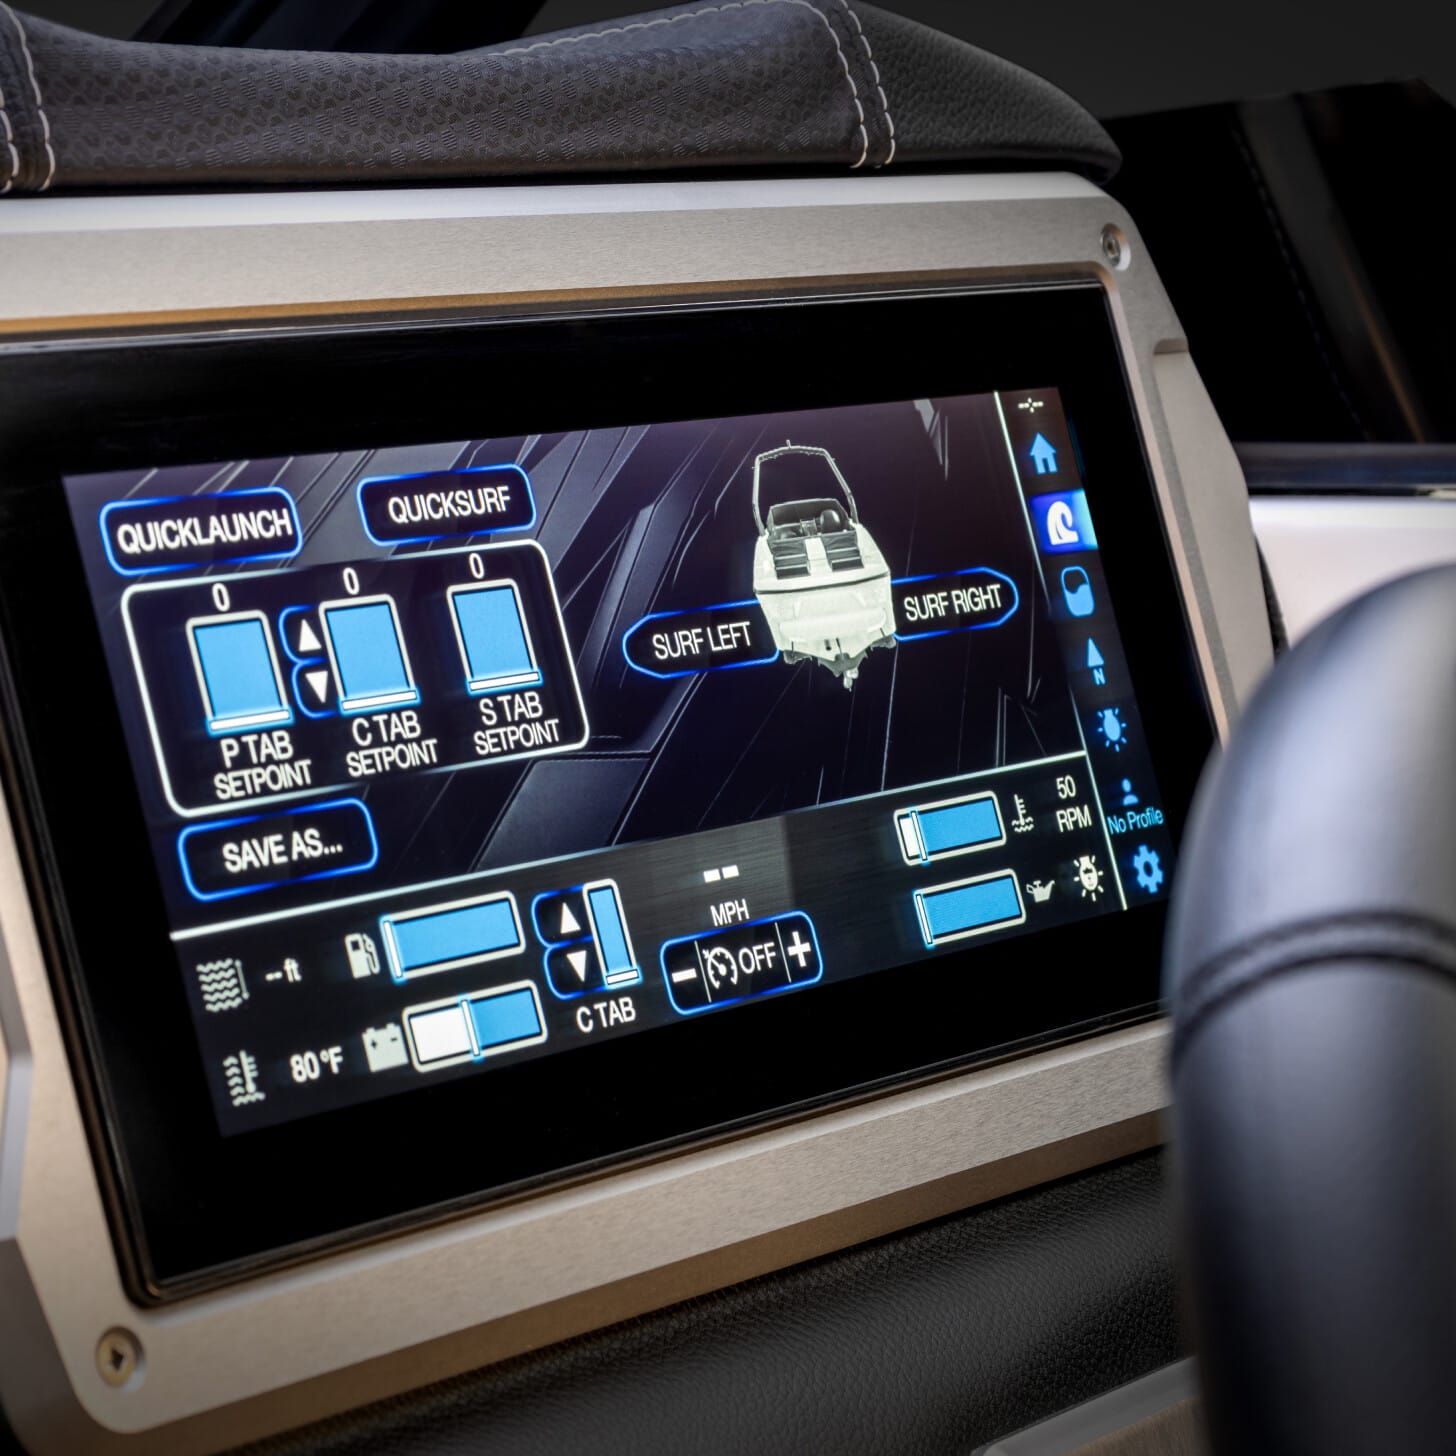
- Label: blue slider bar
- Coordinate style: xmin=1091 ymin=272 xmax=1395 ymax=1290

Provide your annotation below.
xmin=467 ymin=986 xmax=543 ymax=1051
xmin=381 ymin=893 xmax=524 ymax=980
xmin=895 ymin=792 xmax=1004 ymax=865
xmin=404 ymin=980 xmax=547 ymax=1071
xmin=584 ymin=879 xmax=641 ymax=988
xmin=914 ymin=871 xmax=1025 ymax=947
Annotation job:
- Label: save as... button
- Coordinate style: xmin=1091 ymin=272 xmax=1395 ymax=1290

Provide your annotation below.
xmin=178 ymin=799 xmax=378 ymax=901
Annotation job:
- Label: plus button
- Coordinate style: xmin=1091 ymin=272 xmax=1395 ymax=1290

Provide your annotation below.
xmin=785 ymin=930 xmax=813 ymax=970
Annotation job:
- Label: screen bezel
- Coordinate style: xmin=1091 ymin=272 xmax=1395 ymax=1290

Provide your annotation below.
xmin=0 ymin=284 xmax=1215 ymax=1295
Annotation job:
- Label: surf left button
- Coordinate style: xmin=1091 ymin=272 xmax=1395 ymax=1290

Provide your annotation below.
xmin=178 ymin=799 xmax=378 ymax=901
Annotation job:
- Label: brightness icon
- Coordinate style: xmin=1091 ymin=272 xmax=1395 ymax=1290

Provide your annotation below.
xmin=1096 ymin=707 xmax=1128 ymax=753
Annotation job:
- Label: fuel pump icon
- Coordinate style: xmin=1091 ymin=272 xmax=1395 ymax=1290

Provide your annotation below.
xmin=345 ymin=932 xmax=380 ymax=978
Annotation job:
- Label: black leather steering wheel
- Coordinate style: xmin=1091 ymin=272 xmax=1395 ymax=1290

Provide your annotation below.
xmin=1165 ymin=563 xmax=1456 ymax=1454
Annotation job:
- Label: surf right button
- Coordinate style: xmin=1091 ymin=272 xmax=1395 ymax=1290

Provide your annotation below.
xmin=660 ymin=912 xmax=822 ymax=1015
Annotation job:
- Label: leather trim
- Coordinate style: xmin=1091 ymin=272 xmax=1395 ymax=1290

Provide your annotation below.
xmin=1171 ymin=910 xmax=1456 ymax=1065
xmin=231 ymin=1152 xmax=1179 ymax=1456
xmin=0 ymin=2 xmax=1118 ymax=195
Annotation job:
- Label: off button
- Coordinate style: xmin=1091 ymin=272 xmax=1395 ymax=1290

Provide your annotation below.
xmin=659 ymin=912 xmax=822 ymax=1016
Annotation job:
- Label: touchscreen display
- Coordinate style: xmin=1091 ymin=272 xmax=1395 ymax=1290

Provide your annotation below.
xmin=64 ymin=387 xmax=1174 ymax=1135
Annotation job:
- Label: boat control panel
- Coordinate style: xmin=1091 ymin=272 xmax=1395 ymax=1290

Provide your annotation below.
xmin=0 ymin=283 xmax=1212 ymax=1291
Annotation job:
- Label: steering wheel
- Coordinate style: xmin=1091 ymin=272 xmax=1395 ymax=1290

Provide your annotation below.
xmin=1165 ymin=564 xmax=1456 ymax=1454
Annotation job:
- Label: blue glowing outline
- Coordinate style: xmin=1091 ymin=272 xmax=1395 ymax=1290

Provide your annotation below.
xmin=288 ymin=659 xmax=336 ymax=721
xmin=276 ymin=605 xmax=325 ymax=665
xmin=621 ymin=598 xmax=779 ymax=680
xmin=891 ymin=566 xmax=1020 ymax=642
xmin=530 ymin=884 xmax=590 ymax=946
xmin=176 ymin=797 xmax=377 ymax=903
xmin=532 ymin=885 xmax=619 ymax=1001
xmin=540 ymin=944 xmax=599 ymax=1001
xmin=101 ymin=487 xmax=302 ymax=577
xmin=659 ymin=911 xmax=823 ymax=1017
xmin=355 ymin=463 xmax=536 ymax=547
xmin=276 ymin=604 xmax=336 ymax=719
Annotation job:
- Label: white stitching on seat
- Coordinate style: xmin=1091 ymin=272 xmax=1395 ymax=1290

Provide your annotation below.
xmin=832 ymin=0 xmax=895 ymax=167
xmin=0 ymin=0 xmax=879 ymax=189
xmin=1 ymin=3 xmax=55 ymax=191
xmin=0 ymin=79 xmax=16 ymax=195
xmin=495 ymin=0 xmax=870 ymax=170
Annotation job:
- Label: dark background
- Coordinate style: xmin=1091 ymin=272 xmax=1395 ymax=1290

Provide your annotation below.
xmin=23 ymin=0 xmax=1456 ymax=117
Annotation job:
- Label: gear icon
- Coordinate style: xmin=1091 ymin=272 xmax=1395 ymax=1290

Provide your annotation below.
xmin=1132 ymin=844 xmax=1164 ymax=894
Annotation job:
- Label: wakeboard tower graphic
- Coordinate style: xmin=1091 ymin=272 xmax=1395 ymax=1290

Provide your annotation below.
xmin=750 ymin=443 xmax=897 ymax=688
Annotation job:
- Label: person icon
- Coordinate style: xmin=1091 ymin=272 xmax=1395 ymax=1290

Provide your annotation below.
xmin=1121 ymin=779 xmax=1139 ymax=807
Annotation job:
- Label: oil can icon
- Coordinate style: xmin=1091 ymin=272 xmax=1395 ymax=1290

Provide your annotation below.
xmin=750 ymin=444 xmax=896 ymax=688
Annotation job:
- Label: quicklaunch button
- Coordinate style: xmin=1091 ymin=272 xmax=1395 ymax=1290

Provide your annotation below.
xmin=102 ymin=488 xmax=301 ymax=575
xmin=660 ymin=912 xmax=822 ymax=1015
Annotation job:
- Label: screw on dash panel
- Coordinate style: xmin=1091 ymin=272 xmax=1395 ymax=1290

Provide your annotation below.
xmin=1100 ymin=224 xmax=1131 ymax=271
xmin=96 ymin=1328 xmax=144 ymax=1390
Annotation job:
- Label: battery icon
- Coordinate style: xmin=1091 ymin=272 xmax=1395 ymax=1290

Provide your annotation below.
xmin=894 ymin=791 xmax=1005 ymax=865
